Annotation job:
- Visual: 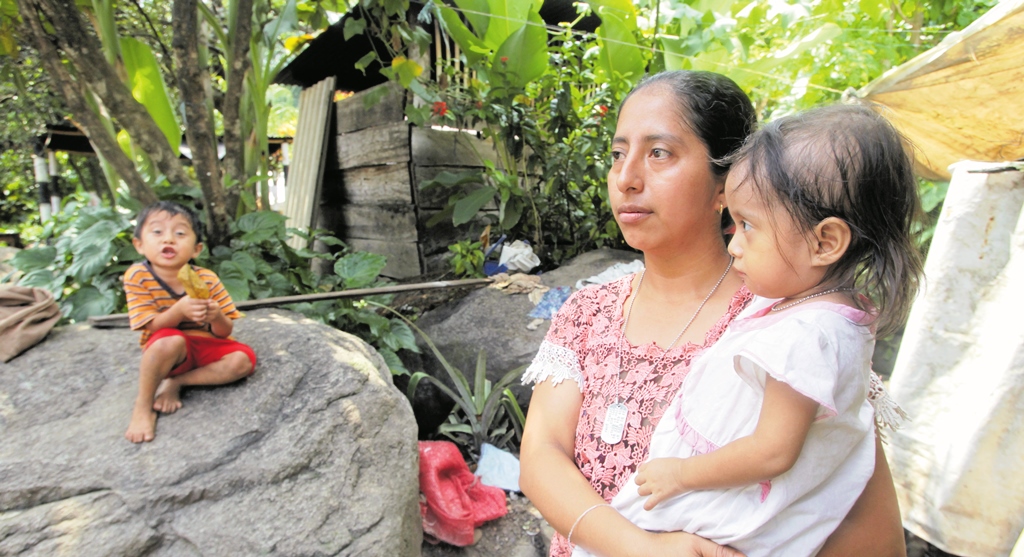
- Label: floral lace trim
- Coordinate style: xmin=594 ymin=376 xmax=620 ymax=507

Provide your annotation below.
xmin=868 ymin=372 xmax=908 ymax=437
xmin=522 ymin=341 xmax=584 ymax=390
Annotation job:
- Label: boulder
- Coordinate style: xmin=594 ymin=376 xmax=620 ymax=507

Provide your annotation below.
xmin=405 ymin=248 xmax=642 ymax=435
xmin=0 ymin=309 xmax=422 ymax=557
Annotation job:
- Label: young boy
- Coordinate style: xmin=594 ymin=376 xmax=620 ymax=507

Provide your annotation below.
xmin=124 ymin=201 xmax=256 ymax=443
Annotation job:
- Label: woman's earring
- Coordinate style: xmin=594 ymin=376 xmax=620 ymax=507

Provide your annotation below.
xmin=718 ymin=203 xmax=724 ymax=215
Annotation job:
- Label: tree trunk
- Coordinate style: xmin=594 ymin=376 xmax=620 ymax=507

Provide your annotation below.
xmin=17 ymin=0 xmax=159 ymax=206
xmin=27 ymin=0 xmax=198 ymax=198
xmin=172 ymin=0 xmax=232 ymax=245
xmin=220 ymin=0 xmax=254 ymax=212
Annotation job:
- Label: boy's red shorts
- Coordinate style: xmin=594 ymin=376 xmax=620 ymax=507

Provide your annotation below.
xmin=145 ymin=328 xmax=257 ymax=377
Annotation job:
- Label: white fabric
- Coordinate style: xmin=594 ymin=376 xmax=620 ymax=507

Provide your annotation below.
xmin=573 ymin=260 xmax=645 ymax=290
xmin=499 ymin=240 xmax=541 ymax=272
xmin=522 ymin=340 xmax=584 ymax=390
xmin=573 ymin=298 xmax=876 ymax=557
xmin=887 ymin=161 xmax=1024 ymax=557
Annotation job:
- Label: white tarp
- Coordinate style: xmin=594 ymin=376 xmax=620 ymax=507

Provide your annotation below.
xmin=887 ymin=161 xmax=1024 ymax=556
xmin=853 ymin=0 xmax=1024 ymax=181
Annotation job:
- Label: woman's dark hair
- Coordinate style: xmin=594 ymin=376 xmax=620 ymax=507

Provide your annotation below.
xmin=623 ymin=70 xmax=757 ymax=178
xmin=729 ymin=104 xmax=924 ymax=337
xmin=133 ymin=201 xmax=204 ymax=244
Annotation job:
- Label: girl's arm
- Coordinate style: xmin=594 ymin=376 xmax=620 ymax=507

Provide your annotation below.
xmin=520 ymin=381 xmax=745 ymax=557
xmin=636 ymin=376 xmax=818 ymax=509
xmin=818 ymin=436 xmax=906 ymax=557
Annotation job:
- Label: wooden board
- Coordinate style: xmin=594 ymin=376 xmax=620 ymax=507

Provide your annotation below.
xmin=337 ymin=122 xmax=411 ymax=169
xmin=412 ymin=164 xmax=496 ymax=209
xmin=341 ymin=204 xmax=417 ymax=242
xmin=411 ymin=127 xmax=500 ymax=166
xmin=335 ymin=82 xmax=406 ymax=134
xmin=345 ymin=238 xmax=422 ymax=279
xmin=340 ymin=164 xmax=413 ymax=205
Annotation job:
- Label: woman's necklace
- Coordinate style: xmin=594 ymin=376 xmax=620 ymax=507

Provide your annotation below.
xmin=770 ymin=287 xmax=852 ymax=312
xmin=600 ymin=257 xmax=734 ymax=445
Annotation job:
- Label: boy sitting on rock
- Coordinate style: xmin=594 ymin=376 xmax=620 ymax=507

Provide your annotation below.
xmin=124 ymin=201 xmax=256 ymax=443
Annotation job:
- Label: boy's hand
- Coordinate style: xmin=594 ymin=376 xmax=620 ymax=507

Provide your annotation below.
xmin=636 ymin=458 xmax=689 ymax=510
xmin=177 ymin=295 xmax=211 ymax=324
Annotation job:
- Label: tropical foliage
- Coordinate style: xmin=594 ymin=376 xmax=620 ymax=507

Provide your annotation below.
xmin=350 ymin=0 xmax=991 ymax=268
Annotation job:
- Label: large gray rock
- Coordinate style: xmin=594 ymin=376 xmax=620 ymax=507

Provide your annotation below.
xmin=406 ymin=248 xmax=642 ymax=431
xmin=0 ymin=309 xmax=422 ymax=557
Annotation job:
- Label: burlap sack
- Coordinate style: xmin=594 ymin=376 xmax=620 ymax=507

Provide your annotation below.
xmin=0 ymin=285 xmax=61 ymax=362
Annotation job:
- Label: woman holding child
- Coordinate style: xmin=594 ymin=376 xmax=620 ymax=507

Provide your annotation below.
xmin=519 ymin=71 xmax=909 ymax=556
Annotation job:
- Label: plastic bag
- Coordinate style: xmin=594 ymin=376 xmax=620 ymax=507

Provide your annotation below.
xmin=419 ymin=441 xmax=507 ymax=546
xmin=475 ymin=443 xmax=521 ymax=492
xmin=498 ymin=240 xmax=540 ymax=273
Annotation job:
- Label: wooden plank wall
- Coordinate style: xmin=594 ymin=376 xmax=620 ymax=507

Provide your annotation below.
xmin=330 ymin=81 xmax=499 ymax=278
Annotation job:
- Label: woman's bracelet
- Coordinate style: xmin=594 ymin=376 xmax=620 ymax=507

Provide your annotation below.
xmin=567 ymin=503 xmax=613 ymax=546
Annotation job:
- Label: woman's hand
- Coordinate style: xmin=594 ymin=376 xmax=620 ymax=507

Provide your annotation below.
xmin=645 ymin=531 xmax=747 ymax=557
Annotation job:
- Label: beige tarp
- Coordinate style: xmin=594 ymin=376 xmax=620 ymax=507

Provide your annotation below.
xmin=851 ymin=0 xmax=1024 ymax=180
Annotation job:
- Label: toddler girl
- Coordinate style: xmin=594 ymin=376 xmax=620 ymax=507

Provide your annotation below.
xmin=571 ymin=105 xmax=922 ymax=556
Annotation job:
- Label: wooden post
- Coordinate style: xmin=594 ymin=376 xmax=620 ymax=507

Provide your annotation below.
xmin=32 ymin=153 xmax=51 ymax=223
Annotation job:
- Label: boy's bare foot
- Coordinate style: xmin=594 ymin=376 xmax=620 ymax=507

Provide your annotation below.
xmin=126 ymin=403 xmax=157 ymax=443
xmin=153 ymin=378 xmax=182 ymax=413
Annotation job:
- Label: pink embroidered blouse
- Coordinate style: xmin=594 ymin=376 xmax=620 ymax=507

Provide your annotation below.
xmin=522 ymin=275 xmax=753 ymax=556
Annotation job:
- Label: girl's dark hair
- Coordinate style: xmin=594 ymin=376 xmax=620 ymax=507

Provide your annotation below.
xmin=730 ymin=104 xmax=924 ymax=337
xmin=623 ymin=70 xmax=757 ymax=178
xmin=133 ymin=201 xmax=204 ymax=244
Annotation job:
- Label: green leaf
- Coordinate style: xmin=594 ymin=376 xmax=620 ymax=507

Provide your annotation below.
xmin=121 ymin=37 xmax=181 ymax=154
xmin=586 ymin=0 xmax=637 ymax=30
xmin=438 ymin=5 xmax=490 ymax=65
xmin=388 ymin=318 xmax=419 ymax=352
xmin=453 ymin=186 xmax=497 ymax=226
xmin=237 ymin=210 xmax=286 ymax=243
xmin=64 ymin=284 xmax=116 ymax=322
xmin=215 ymin=261 xmax=251 ymax=301
xmin=481 ymin=0 xmax=533 ymax=48
xmin=343 ymin=16 xmax=366 ymax=40
xmin=452 ymin=0 xmax=491 ymax=40
xmin=492 ymin=11 xmax=549 ymax=90
xmin=596 ymin=12 xmax=645 ymax=85
xmin=354 ymin=51 xmax=377 ymax=74
xmin=9 ymin=246 xmax=57 ymax=273
xmin=378 ymin=347 xmax=409 ymax=375
xmin=67 ymin=242 xmax=115 ymax=282
xmin=334 ymin=252 xmax=387 ymax=289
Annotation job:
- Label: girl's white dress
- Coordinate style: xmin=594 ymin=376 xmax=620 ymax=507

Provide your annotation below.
xmin=572 ymin=298 xmax=877 ymax=557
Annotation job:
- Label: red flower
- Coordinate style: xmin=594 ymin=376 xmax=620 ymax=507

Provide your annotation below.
xmin=597 ymin=105 xmax=609 ymax=117
xmin=432 ymin=101 xmax=448 ymax=117
xmin=474 ymin=100 xmax=484 ymax=109
xmin=500 ymin=56 xmax=509 ymax=64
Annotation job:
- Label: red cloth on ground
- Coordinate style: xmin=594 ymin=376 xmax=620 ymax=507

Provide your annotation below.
xmin=418 ymin=441 xmax=507 ymax=546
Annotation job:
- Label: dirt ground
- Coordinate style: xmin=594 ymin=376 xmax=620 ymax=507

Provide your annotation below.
xmin=420 ymin=494 xmax=552 ymax=557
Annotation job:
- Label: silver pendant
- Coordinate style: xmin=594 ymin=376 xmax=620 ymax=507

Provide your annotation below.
xmin=601 ymin=402 xmax=628 ymax=445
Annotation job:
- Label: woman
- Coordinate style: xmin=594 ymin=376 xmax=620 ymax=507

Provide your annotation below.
xmin=519 ymin=71 xmax=906 ymax=557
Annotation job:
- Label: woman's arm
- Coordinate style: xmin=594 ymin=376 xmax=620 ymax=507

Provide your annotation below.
xmin=520 ymin=381 xmax=745 ymax=557
xmin=636 ymin=376 xmax=818 ymax=509
xmin=818 ymin=436 xmax=906 ymax=557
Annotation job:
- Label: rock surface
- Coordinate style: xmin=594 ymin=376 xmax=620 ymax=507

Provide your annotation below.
xmin=0 ymin=309 xmax=422 ymax=556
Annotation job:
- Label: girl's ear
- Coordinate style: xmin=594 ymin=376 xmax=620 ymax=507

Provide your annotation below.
xmin=192 ymin=242 xmax=204 ymax=258
xmin=811 ymin=217 xmax=851 ymax=267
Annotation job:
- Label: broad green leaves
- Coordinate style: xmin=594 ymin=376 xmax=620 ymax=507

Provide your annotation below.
xmin=121 ymin=37 xmax=181 ymax=155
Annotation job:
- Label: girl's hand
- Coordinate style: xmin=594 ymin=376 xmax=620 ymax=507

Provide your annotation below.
xmin=635 ymin=458 xmax=688 ymax=510
xmin=646 ymin=530 xmax=747 ymax=557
